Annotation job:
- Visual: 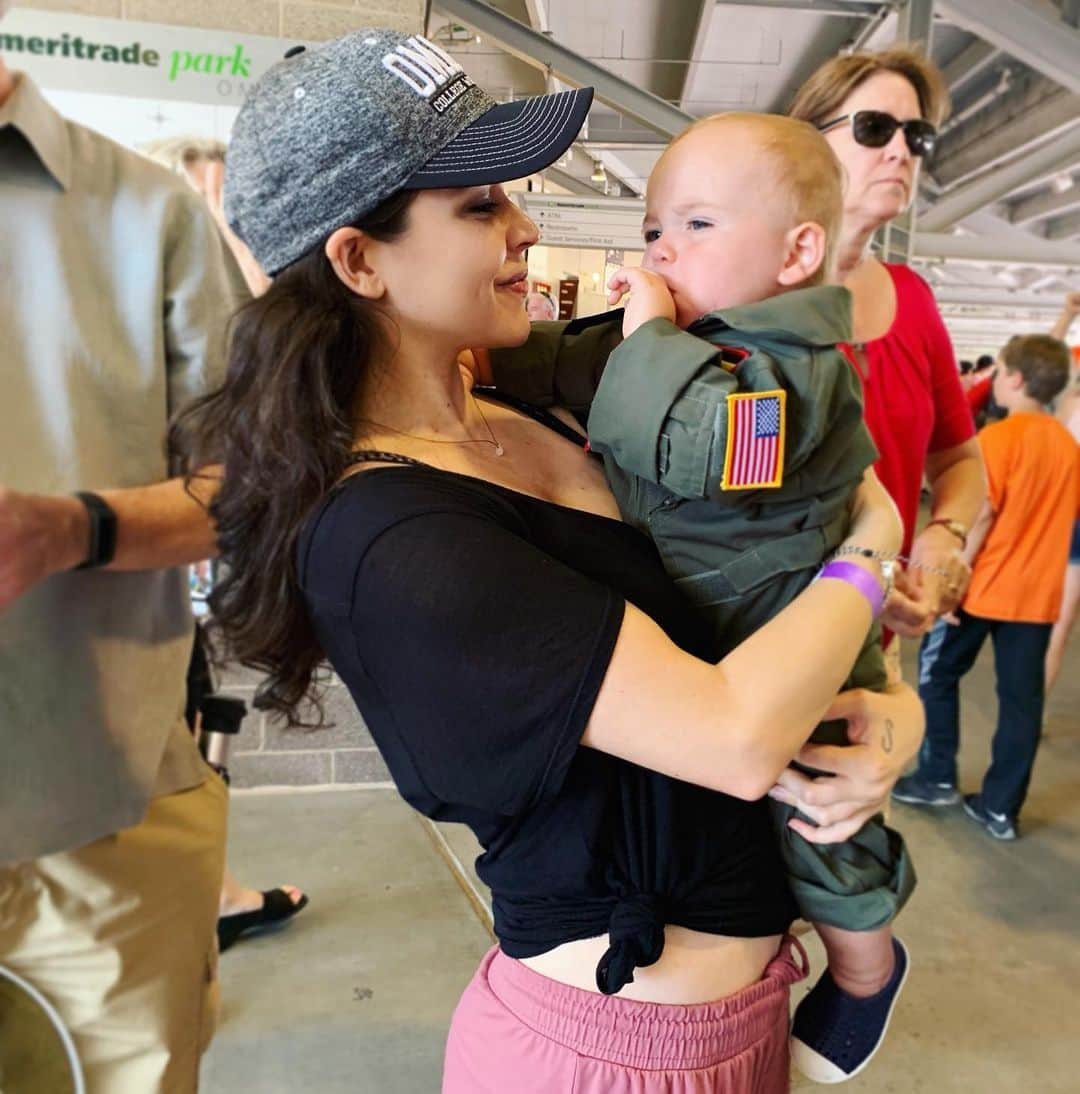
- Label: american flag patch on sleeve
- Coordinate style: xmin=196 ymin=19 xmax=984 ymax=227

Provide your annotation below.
xmin=720 ymin=390 xmax=786 ymax=490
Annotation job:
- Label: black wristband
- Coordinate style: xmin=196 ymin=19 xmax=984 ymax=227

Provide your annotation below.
xmin=73 ymin=491 xmax=118 ymax=570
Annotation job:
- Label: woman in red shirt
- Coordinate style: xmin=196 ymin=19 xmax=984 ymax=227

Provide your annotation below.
xmin=790 ymin=49 xmax=986 ymax=646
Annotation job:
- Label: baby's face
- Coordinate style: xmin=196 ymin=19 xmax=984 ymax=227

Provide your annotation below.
xmin=642 ymin=125 xmax=794 ymax=328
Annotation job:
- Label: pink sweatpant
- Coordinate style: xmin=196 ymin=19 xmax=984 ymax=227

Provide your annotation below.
xmin=443 ymin=937 xmax=808 ymax=1093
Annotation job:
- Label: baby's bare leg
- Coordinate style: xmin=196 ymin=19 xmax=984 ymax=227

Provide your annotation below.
xmin=815 ymin=922 xmax=896 ymax=996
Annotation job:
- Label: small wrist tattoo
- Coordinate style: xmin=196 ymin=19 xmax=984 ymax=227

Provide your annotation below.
xmin=882 ymin=718 xmax=895 ymax=754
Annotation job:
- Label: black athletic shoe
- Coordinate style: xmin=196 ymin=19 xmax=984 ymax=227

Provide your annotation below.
xmin=790 ymin=938 xmax=910 ymax=1084
xmin=963 ymin=793 xmax=1018 ymax=840
xmin=891 ymin=773 xmax=959 ymax=807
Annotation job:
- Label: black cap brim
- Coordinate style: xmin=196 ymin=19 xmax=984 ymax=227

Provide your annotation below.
xmin=403 ymin=87 xmax=594 ymax=189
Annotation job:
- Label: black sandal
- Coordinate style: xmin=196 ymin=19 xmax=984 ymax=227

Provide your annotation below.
xmin=217 ymin=889 xmax=310 ymax=953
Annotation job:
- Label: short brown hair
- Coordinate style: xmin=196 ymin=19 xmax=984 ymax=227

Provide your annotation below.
xmin=1000 ymin=334 xmax=1071 ymax=405
xmin=140 ymin=135 xmax=226 ymax=176
xmin=667 ymin=113 xmax=844 ymax=285
xmin=788 ymin=45 xmax=950 ymax=128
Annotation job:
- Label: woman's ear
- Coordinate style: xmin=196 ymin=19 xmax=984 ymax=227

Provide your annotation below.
xmin=777 ymin=221 xmax=827 ymax=288
xmin=325 ymin=227 xmax=385 ymax=300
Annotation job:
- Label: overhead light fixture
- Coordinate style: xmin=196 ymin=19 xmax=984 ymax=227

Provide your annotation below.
xmin=590 ymin=160 xmax=607 ymax=184
xmin=1051 ymin=172 xmax=1075 ymax=195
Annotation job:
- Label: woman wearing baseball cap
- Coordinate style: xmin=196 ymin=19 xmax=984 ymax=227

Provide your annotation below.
xmin=176 ymin=30 xmax=920 ymax=1092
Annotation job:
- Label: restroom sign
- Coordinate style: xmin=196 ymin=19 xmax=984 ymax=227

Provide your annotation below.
xmin=1 ymin=9 xmax=312 ymax=105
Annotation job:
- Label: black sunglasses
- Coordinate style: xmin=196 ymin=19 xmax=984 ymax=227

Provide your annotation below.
xmin=816 ymin=110 xmax=937 ymax=158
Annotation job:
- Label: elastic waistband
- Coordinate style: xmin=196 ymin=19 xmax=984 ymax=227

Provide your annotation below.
xmin=484 ymin=935 xmax=808 ymax=1071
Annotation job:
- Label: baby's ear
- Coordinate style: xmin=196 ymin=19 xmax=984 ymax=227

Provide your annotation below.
xmin=777 ymin=221 xmax=827 ymax=287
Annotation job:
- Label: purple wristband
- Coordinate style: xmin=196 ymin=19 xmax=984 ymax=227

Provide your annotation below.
xmin=816 ymin=560 xmax=884 ymax=620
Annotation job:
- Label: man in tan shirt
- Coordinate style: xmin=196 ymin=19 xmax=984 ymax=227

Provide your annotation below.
xmin=0 ymin=11 xmax=237 ymax=1087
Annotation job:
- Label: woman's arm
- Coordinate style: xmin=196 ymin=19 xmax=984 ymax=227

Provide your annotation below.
xmin=904 ymin=437 xmax=987 ymax=618
xmin=583 ymin=470 xmax=903 ymax=801
xmin=1049 ymin=291 xmax=1080 ymax=342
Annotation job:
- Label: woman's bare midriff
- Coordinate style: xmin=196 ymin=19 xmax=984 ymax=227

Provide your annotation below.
xmin=520 ymin=927 xmax=784 ymax=1005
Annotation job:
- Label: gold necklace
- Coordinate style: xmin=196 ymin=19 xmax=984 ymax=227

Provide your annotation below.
xmin=362 ymin=390 xmax=505 ymax=456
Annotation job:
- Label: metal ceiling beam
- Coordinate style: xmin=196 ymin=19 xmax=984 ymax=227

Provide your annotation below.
xmin=914 ymin=231 xmax=1080 ymax=268
xmin=931 ymin=89 xmax=1080 ymax=189
xmin=921 ymin=123 xmax=1080 ymax=230
xmin=681 ymin=0 xmax=881 ymax=11
xmin=942 ymin=40 xmax=1000 ymax=92
xmin=897 ymin=0 xmax=935 ymax=48
xmin=1046 ymin=209 xmax=1080 ymax=242
xmin=542 ymin=165 xmax=605 ymax=196
xmin=678 ymin=0 xmax=715 ymax=111
xmin=936 ymin=0 xmax=1080 ymax=95
xmin=581 ymin=140 xmax=667 ymax=152
xmin=522 ymin=0 xmax=548 ymax=31
xmin=435 ymin=0 xmax=694 ymax=137
xmin=931 ymin=287 xmax=1067 ymax=310
xmin=1009 ymin=184 xmax=1080 ymax=226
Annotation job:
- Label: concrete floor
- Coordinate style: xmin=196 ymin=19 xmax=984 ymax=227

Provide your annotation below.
xmin=203 ymin=636 xmax=1080 ymax=1093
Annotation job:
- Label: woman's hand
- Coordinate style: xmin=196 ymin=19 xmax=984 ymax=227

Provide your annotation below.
xmin=767 ymin=683 xmax=924 ymax=844
xmin=880 ymin=566 xmax=936 ymax=637
xmin=906 ymin=523 xmax=972 ymax=617
xmin=606 ymin=267 xmax=676 ymax=338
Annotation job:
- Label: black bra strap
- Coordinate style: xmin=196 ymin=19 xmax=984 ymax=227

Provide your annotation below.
xmin=473 ymin=386 xmax=590 ymax=449
xmin=342 ymin=450 xmax=428 ymax=470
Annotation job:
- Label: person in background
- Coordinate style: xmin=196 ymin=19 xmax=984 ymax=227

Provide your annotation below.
xmin=142 ymin=135 xmax=270 ymax=299
xmin=143 ymin=133 xmax=310 ymax=951
xmin=894 ymin=335 xmax=1080 ymax=836
xmin=1045 ymin=292 xmax=1080 ymax=698
xmin=966 ymin=353 xmax=1006 ymax=428
xmin=0 ymin=11 xmax=232 ymax=1088
xmin=788 ymin=47 xmax=986 ymax=664
xmin=525 ymin=289 xmax=557 ymax=321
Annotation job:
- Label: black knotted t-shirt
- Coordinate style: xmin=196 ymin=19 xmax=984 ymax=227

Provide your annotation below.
xmin=298 ymin=465 xmax=796 ymax=993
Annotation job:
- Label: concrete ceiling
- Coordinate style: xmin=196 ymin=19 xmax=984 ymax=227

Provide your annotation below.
xmin=430 ymin=0 xmax=1080 ymax=356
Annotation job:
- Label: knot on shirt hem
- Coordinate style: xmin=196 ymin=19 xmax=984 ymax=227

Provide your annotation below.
xmin=594 ymin=892 xmax=667 ymax=995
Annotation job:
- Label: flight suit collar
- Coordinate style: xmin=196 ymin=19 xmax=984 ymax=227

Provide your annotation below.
xmin=690 ymin=284 xmax=853 ymax=347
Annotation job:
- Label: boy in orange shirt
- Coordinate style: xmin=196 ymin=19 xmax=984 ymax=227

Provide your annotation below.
xmin=894 ymin=335 xmax=1080 ymax=838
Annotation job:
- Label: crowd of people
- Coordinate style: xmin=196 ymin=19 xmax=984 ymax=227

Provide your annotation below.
xmin=1 ymin=8 xmax=1078 ymax=1093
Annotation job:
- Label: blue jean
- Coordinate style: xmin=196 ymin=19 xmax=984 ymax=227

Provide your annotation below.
xmin=917 ymin=610 xmax=1052 ymax=819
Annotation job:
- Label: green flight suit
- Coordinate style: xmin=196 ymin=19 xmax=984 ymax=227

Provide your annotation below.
xmin=491 ymin=286 xmax=914 ymax=931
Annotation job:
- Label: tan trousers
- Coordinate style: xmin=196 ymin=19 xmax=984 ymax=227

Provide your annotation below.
xmin=0 ymin=771 xmax=227 ymax=1093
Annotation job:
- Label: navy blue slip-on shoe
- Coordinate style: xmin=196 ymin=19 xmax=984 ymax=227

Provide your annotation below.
xmin=891 ymin=773 xmax=959 ymax=807
xmin=963 ymin=793 xmax=1019 ymax=841
xmin=790 ymin=937 xmax=910 ymax=1084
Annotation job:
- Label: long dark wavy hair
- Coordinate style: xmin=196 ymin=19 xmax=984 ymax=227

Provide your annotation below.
xmin=171 ymin=190 xmax=417 ymax=726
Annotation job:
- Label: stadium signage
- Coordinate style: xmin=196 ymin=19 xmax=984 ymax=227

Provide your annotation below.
xmin=0 ymin=10 xmax=307 ymax=104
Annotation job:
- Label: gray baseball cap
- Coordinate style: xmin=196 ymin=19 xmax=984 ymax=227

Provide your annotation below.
xmin=225 ymin=30 xmax=593 ymax=276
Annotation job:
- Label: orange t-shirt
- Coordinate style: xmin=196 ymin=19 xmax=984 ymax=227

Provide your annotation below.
xmin=964 ymin=413 xmax=1080 ymax=623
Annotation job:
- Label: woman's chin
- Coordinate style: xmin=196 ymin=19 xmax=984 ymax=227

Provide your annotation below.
xmin=865 ymin=189 xmax=910 ymax=224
